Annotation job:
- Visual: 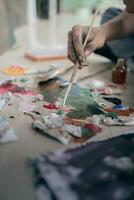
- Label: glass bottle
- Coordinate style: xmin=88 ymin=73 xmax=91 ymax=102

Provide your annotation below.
xmin=112 ymin=58 xmax=127 ymax=84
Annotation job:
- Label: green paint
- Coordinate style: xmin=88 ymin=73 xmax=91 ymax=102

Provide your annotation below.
xmin=63 ymin=88 xmax=103 ymax=119
xmin=104 ymin=112 xmax=117 ymax=119
xmin=81 ymin=126 xmax=93 ymax=137
xmin=20 ymin=78 xmax=28 ymax=83
xmin=38 ymin=78 xmax=103 ymax=119
xmin=55 ymin=110 xmax=64 ymax=116
xmin=38 ymin=79 xmax=61 ymax=103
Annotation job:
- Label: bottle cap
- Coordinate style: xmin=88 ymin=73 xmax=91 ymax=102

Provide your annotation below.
xmin=117 ymin=58 xmax=125 ymax=67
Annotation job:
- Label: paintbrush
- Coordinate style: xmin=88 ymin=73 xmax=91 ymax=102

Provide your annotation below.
xmin=62 ymin=8 xmax=99 ymax=108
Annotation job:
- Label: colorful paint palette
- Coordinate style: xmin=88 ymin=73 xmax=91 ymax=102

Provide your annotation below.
xmin=3 ymin=65 xmax=26 ymax=76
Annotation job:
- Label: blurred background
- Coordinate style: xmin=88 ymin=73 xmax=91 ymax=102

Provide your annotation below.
xmin=0 ymin=0 xmax=124 ymax=54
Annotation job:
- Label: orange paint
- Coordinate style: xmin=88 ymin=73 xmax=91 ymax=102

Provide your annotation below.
xmin=104 ymin=107 xmax=134 ymax=116
xmin=3 ymin=65 xmax=26 ymax=76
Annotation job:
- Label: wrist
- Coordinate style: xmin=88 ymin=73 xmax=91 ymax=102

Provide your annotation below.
xmin=99 ymin=26 xmax=107 ymax=41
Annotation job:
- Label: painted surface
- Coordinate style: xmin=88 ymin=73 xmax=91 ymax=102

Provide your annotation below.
xmin=0 ymin=83 xmax=36 ymax=95
xmin=39 ymin=78 xmax=103 ymax=119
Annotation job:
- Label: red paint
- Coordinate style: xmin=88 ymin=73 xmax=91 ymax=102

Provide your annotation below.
xmin=0 ymin=83 xmax=36 ymax=95
xmin=43 ymin=103 xmax=58 ymax=110
xmin=84 ymin=123 xmax=102 ymax=134
xmin=43 ymin=103 xmax=71 ymax=112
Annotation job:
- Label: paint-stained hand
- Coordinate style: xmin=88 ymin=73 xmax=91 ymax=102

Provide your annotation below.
xmin=68 ymin=25 xmax=106 ymax=69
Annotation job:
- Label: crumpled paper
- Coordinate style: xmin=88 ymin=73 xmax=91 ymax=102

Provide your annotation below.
xmin=0 ymin=116 xmax=17 ymax=144
xmin=0 ymin=92 xmax=14 ymax=111
xmin=103 ymin=117 xmax=134 ymax=126
xmin=19 ymin=97 xmax=36 ymax=113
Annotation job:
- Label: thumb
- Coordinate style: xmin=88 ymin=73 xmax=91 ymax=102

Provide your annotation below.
xmin=84 ymin=41 xmax=97 ymax=58
xmin=78 ymin=41 xmax=97 ymax=69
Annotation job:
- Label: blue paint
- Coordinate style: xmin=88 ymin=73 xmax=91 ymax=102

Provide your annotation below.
xmin=112 ymin=104 xmax=126 ymax=110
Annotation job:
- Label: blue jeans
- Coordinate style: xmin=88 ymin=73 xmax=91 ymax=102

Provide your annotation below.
xmin=95 ymin=7 xmax=134 ymax=62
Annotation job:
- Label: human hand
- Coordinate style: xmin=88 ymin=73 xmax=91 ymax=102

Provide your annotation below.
xmin=68 ymin=25 xmax=106 ymax=69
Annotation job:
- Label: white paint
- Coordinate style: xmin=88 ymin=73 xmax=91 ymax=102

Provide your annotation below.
xmin=64 ymin=124 xmax=82 ymax=137
xmin=42 ymin=113 xmax=63 ymax=128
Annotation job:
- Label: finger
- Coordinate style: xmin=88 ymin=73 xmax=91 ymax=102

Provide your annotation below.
xmin=67 ymin=31 xmax=77 ymax=64
xmin=78 ymin=41 xmax=96 ymax=69
xmin=78 ymin=60 xmax=89 ymax=69
xmin=72 ymin=26 xmax=86 ymax=64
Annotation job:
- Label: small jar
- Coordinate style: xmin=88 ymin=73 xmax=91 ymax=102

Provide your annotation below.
xmin=112 ymin=58 xmax=127 ymax=84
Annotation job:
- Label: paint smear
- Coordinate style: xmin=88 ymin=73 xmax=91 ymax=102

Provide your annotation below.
xmin=65 ymin=89 xmax=103 ymax=119
xmin=43 ymin=103 xmax=58 ymax=110
xmin=84 ymin=123 xmax=102 ymax=134
xmin=103 ymin=97 xmax=122 ymax=105
xmin=2 ymin=65 xmax=26 ymax=76
xmin=39 ymin=80 xmax=98 ymax=118
xmin=104 ymin=107 xmax=134 ymax=116
xmin=0 ymin=83 xmax=36 ymax=95
xmin=43 ymin=103 xmax=71 ymax=112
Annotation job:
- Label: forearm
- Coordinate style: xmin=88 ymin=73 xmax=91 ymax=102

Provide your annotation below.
xmin=101 ymin=10 xmax=134 ymax=41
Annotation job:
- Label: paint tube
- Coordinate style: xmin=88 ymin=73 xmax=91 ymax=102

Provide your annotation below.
xmin=42 ymin=113 xmax=63 ymax=128
xmin=103 ymin=117 xmax=134 ymax=126
xmin=32 ymin=112 xmax=102 ymax=144
xmin=32 ymin=113 xmax=86 ymax=143
xmin=32 ymin=120 xmax=72 ymax=144
xmin=64 ymin=124 xmax=82 ymax=138
xmin=91 ymin=86 xmax=122 ymax=95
